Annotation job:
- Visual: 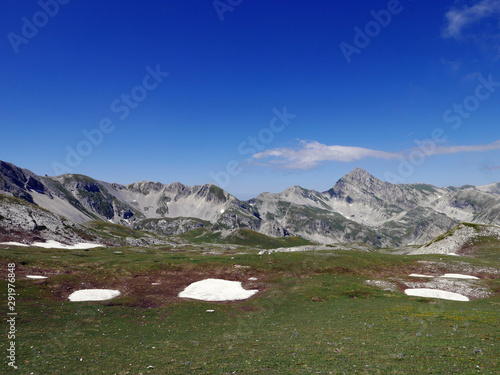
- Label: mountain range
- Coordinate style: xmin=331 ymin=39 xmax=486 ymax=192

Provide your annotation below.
xmin=1 ymin=160 xmax=500 ymax=248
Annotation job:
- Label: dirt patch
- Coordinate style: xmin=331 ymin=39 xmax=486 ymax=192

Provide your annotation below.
xmin=116 ymin=269 xmax=270 ymax=307
xmin=0 ymin=258 xmax=272 ymax=308
xmin=18 ymin=267 xmax=271 ymax=308
xmin=0 ymin=229 xmax=45 ymax=244
xmin=455 ymin=243 xmax=477 ymax=257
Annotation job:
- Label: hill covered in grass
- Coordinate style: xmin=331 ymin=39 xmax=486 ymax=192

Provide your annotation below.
xmin=0 ymin=236 xmax=498 ymax=373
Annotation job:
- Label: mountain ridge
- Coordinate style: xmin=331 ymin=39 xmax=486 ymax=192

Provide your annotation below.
xmin=1 ymin=160 xmax=499 ymax=248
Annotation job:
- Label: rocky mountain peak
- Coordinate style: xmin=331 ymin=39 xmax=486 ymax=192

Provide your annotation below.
xmin=128 ymin=181 xmax=164 ymax=194
xmin=341 ymin=168 xmax=381 ymax=185
xmin=326 ymin=168 xmax=387 ymax=198
xmin=195 ymin=184 xmax=229 ymax=203
xmin=0 ymin=161 xmax=42 ymax=204
xmin=282 ymin=185 xmax=304 ymax=195
xmin=165 ymin=182 xmax=188 ymax=193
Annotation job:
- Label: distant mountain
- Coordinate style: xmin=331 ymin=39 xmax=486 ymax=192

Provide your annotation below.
xmin=1 ymin=160 xmax=500 ymax=248
xmin=0 ymin=160 xmax=261 ymax=238
xmin=250 ymin=167 xmax=458 ymax=247
xmin=477 ymin=182 xmax=500 ymax=195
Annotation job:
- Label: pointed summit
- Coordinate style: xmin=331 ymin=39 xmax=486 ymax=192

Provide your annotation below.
xmin=325 ymin=168 xmax=390 ymax=201
xmin=343 ymin=167 xmax=374 ymax=180
xmin=282 ymin=185 xmax=305 ymax=195
xmin=339 ymin=168 xmax=383 ymax=187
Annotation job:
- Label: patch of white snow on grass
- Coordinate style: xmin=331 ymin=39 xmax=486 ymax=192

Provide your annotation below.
xmin=178 ymin=279 xmax=258 ymax=301
xmin=440 ymin=273 xmax=479 ymax=280
xmin=404 ymin=288 xmax=469 ymax=301
xmin=32 ymin=240 xmax=104 ymax=249
xmin=0 ymin=242 xmax=28 ymax=247
xmin=26 ymin=275 xmax=47 ymax=279
xmin=409 ymin=274 xmax=434 ymax=278
xmin=69 ymin=289 xmax=121 ymax=302
xmin=1 ymin=241 xmax=104 ymax=249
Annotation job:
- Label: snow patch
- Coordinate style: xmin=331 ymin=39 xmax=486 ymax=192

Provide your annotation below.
xmin=409 ymin=274 xmax=434 ymax=278
xmin=178 ymin=279 xmax=258 ymax=301
xmin=34 ymin=240 xmax=104 ymax=249
xmin=404 ymin=288 xmax=469 ymax=301
xmin=68 ymin=289 xmax=121 ymax=302
xmin=440 ymin=273 xmax=479 ymax=280
xmin=26 ymin=275 xmax=47 ymax=279
xmin=2 ymin=240 xmax=104 ymax=249
xmin=0 ymin=242 xmax=28 ymax=247
xmin=404 ymin=273 xmax=491 ymax=299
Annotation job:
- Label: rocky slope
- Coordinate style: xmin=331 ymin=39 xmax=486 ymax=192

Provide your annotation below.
xmin=0 ymin=192 xmax=179 ymax=247
xmin=0 ymin=193 xmax=94 ymax=244
xmin=410 ymin=223 xmax=500 ymax=255
xmin=1 ymin=160 xmax=500 ymax=248
xmin=249 ymin=168 xmax=500 ymax=247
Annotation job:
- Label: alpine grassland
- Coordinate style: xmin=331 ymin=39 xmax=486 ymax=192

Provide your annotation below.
xmin=1 ymin=239 xmax=498 ymax=374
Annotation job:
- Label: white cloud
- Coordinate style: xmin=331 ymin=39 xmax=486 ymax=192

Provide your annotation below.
xmin=442 ymin=0 xmax=500 ymax=39
xmin=252 ymin=140 xmax=400 ymax=169
xmin=251 ymin=139 xmax=500 ymax=170
xmin=433 ymin=139 xmax=500 ymax=155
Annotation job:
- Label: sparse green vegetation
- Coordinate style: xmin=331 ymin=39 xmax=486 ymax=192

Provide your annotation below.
xmin=461 ymin=222 xmax=482 ymax=232
xmin=410 ymin=184 xmax=437 ymax=193
xmin=178 ymin=228 xmax=313 ymax=249
xmin=423 ymin=222 xmax=500 ymax=249
xmin=0 ymin=193 xmax=50 ymax=212
xmin=0 ymin=240 xmax=498 ymax=374
xmin=209 ymin=185 xmax=227 ymax=202
xmin=85 ymin=220 xmax=153 ymax=239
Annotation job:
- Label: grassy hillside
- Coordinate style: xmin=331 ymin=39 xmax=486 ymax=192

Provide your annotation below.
xmin=84 ymin=220 xmax=155 ymax=239
xmin=0 ymin=241 xmax=498 ymax=373
xmin=178 ymin=228 xmax=313 ymax=249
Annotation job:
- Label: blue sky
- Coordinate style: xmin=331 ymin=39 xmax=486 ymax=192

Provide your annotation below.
xmin=1 ymin=0 xmax=499 ymax=199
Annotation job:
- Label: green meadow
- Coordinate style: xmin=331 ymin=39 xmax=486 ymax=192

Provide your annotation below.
xmin=1 ymin=242 xmax=499 ymax=374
